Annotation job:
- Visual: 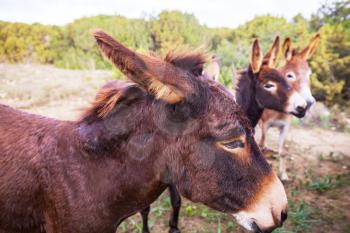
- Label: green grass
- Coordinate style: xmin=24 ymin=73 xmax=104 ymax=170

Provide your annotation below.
xmin=307 ymin=176 xmax=334 ymax=193
xmin=275 ymin=200 xmax=319 ymax=233
xmin=334 ymin=171 xmax=350 ymax=188
xmin=318 ymin=151 xmax=346 ymax=162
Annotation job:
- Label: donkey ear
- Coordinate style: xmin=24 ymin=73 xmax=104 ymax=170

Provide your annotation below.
xmin=299 ymin=33 xmax=321 ymax=60
xmin=250 ymin=39 xmax=263 ymax=74
xmin=263 ymin=36 xmax=280 ymax=68
xmin=93 ymin=30 xmax=194 ymax=104
xmin=282 ymin=37 xmax=293 ymax=63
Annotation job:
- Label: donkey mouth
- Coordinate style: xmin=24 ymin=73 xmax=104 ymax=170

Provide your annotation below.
xmin=232 ymin=216 xmax=274 ymax=233
xmin=252 ymin=221 xmax=276 ymax=233
xmin=252 ymin=221 xmax=264 ymax=233
xmin=232 ymin=214 xmax=268 ymax=233
xmin=252 ymin=222 xmax=277 ymax=233
xmin=291 ymin=110 xmax=306 ymax=118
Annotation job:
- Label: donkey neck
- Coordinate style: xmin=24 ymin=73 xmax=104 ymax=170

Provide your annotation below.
xmin=235 ymin=68 xmax=263 ymax=128
xmin=75 ymin=100 xmax=174 ymax=211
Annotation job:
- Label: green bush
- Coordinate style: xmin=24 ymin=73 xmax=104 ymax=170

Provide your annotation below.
xmin=0 ymin=0 xmax=349 ymax=107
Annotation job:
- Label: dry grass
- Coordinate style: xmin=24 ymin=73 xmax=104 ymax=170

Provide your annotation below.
xmin=0 ymin=63 xmax=113 ymax=119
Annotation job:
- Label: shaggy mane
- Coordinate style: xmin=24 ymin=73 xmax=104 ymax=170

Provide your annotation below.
xmin=165 ymin=49 xmax=208 ymax=76
xmin=79 ymin=81 xmax=139 ymax=122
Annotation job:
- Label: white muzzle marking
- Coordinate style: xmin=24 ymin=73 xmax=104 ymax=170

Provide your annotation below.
xmin=299 ymin=84 xmax=315 ymax=107
xmin=286 ymin=92 xmax=307 ymax=114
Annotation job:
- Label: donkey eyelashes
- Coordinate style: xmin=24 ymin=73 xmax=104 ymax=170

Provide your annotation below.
xmin=264 ymin=83 xmax=275 ymax=89
xmin=217 ymin=136 xmax=250 ymax=161
xmin=263 ymin=81 xmax=277 ymax=92
xmin=222 ymin=140 xmax=245 ymax=149
xmin=218 ymin=136 xmax=246 ymax=152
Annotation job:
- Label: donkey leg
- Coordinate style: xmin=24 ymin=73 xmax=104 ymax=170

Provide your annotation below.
xmin=259 ymin=121 xmax=267 ymax=149
xmin=168 ymin=184 xmax=181 ymax=233
xmin=278 ymin=123 xmax=290 ymax=181
xmin=140 ymin=206 xmax=151 ymax=233
xmin=259 ymin=122 xmax=274 ymax=153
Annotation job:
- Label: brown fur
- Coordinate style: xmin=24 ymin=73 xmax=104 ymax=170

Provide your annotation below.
xmin=0 ymin=31 xmax=286 ymax=233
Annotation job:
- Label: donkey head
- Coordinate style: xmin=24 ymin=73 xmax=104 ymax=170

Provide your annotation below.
xmin=250 ymin=36 xmax=307 ymax=118
xmin=90 ymin=31 xmax=288 ymax=232
xmin=279 ymin=34 xmax=320 ymax=109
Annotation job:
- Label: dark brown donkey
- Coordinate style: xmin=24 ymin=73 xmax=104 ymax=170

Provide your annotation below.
xmin=0 ymin=30 xmax=288 ymax=233
xmin=141 ymin=38 xmax=304 ymax=233
xmin=235 ymin=36 xmax=307 ymax=128
xmin=259 ymin=34 xmax=321 ymax=181
xmin=139 ymin=54 xmax=222 ymax=233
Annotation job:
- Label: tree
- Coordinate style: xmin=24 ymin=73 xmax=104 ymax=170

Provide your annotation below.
xmin=309 ymin=0 xmax=350 ymax=105
xmin=150 ymin=11 xmax=209 ymax=54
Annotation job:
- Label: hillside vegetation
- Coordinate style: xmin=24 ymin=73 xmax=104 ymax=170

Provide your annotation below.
xmin=0 ymin=0 xmax=349 ymax=107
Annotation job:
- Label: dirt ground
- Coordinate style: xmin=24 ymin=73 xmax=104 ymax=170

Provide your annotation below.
xmin=1 ymin=64 xmax=349 ymax=233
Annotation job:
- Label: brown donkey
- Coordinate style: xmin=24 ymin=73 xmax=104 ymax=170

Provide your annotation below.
xmin=0 ymin=30 xmax=287 ymax=233
xmin=235 ymin=36 xmax=307 ymax=128
xmin=259 ymin=34 xmax=321 ymax=181
xmin=140 ymin=37 xmax=305 ymax=233
xmin=139 ymin=54 xmax=223 ymax=233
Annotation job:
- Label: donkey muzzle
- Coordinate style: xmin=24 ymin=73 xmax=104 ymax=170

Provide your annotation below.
xmin=286 ymin=92 xmax=307 ymax=118
xmin=232 ymin=174 xmax=288 ymax=232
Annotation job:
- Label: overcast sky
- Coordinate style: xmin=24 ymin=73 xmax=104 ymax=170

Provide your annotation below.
xmin=0 ymin=0 xmax=328 ymax=28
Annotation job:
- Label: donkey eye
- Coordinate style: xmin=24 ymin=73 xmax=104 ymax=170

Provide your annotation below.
xmin=222 ymin=140 xmax=244 ymax=149
xmin=264 ymin=83 xmax=275 ymax=89
xmin=286 ymin=73 xmax=296 ymax=80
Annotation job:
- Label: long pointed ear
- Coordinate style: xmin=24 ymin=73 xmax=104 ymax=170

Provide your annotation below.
xmin=282 ymin=37 xmax=293 ymax=63
xmin=299 ymin=33 xmax=321 ymax=60
xmin=93 ymin=30 xmax=194 ymax=104
xmin=263 ymin=36 xmax=280 ymax=68
xmin=250 ymin=39 xmax=263 ymax=74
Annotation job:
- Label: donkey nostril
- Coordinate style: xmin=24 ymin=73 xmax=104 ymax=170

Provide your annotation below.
xmin=296 ymin=106 xmax=305 ymax=112
xmin=281 ymin=211 xmax=288 ymax=224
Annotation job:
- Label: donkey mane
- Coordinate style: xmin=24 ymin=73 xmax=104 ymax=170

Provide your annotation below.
xmin=164 ymin=50 xmax=208 ymax=76
xmin=79 ymin=81 xmax=143 ymax=123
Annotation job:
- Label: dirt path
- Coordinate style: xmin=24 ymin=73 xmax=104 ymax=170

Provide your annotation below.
xmin=256 ymin=125 xmax=350 ymax=160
